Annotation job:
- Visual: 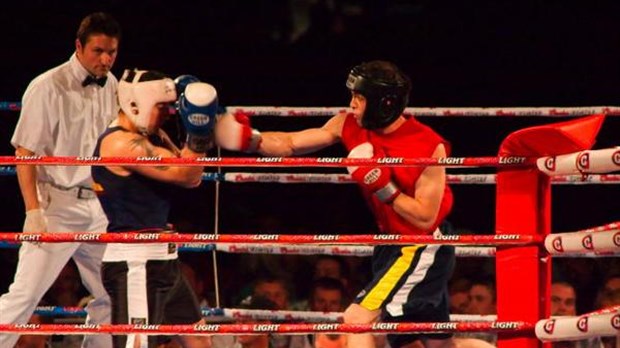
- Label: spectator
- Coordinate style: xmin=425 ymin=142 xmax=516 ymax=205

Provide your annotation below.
xmin=234 ymin=295 xmax=279 ymax=348
xmin=449 ymin=277 xmax=472 ymax=314
xmin=178 ymin=254 xmax=213 ymax=307
xmin=552 ymin=259 xmax=604 ymax=313
xmin=308 ymin=277 xmax=349 ymax=313
xmin=290 ymin=277 xmax=349 ymax=348
xmin=45 ymin=262 xmax=83 ymax=308
xmin=596 ymin=273 xmax=620 ymax=348
xmin=289 ymin=255 xmax=353 ymax=306
xmin=549 ymin=281 xmax=586 ymax=348
xmin=454 ymin=338 xmax=496 ymax=347
xmin=596 ymin=273 xmax=620 ymax=309
xmin=550 ymin=281 xmax=577 ymax=316
xmin=313 ymin=256 xmax=350 ymax=283
xmin=252 ymin=276 xmax=293 ymax=348
xmin=253 ymin=275 xmax=292 ymax=311
xmin=468 ymin=277 xmax=496 ymax=315
xmin=459 ymin=276 xmax=496 ymax=345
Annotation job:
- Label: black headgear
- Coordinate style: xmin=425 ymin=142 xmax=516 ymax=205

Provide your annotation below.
xmin=346 ymin=61 xmax=411 ymax=129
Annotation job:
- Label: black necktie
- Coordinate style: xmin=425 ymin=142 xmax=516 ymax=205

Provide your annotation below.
xmin=82 ymin=75 xmax=107 ymax=87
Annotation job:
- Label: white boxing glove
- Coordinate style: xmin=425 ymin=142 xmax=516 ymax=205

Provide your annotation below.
xmin=346 ymin=142 xmax=374 ymax=172
xmin=347 ymin=142 xmax=401 ymax=203
xmin=23 ymin=208 xmax=47 ymax=233
xmin=215 ymin=112 xmax=262 ymax=152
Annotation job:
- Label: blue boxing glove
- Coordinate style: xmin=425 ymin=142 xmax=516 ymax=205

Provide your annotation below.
xmin=177 ymin=82 xmax=218 ymax=153
xmin=174 ymin=74 xmax=200 ymax=96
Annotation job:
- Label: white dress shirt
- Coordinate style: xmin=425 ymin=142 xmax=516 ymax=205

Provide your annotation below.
xmin=11 ymin=53 xmax=118 ymax=188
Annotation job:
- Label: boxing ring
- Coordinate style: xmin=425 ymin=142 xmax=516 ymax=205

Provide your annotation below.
xmin=0 ymin=103 xmax=619 ymax=347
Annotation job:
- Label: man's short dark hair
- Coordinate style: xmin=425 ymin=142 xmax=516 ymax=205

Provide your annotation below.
xmin=470 ymin=275 xmax=496 ymax=303
xmin=239 ymin=295 xmax=278 ymax=311
xmin=77 ymin=12 xmax=122 ymax=46
xmin=310 ymin=277 xmax=349 ymax=304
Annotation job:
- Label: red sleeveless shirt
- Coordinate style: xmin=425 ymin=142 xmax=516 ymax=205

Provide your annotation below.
xmin=341 ymin=114 xmax=453 ymax=235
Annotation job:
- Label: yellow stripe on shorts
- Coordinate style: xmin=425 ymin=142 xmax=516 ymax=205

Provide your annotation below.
xmin=360 ymin=245 xmax=420 ymax=310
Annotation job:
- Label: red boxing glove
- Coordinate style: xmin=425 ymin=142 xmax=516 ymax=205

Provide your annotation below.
xmin=347 ymin=142 xmax=401 ymax=203
xmin=215 ymin=112 xmax=262 ymax=152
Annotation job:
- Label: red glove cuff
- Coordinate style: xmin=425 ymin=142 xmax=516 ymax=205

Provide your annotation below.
xmin=235 ymin=113 xmax=261 ymax=152
xmin=234 ymin=112 xmax=250 ymax=126
xmin=375 ymin=181 xmax=401 ymax=203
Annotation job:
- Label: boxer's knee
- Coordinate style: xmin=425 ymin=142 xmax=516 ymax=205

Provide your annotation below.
xmin=343 ymin=303 xmax=381 ymax=324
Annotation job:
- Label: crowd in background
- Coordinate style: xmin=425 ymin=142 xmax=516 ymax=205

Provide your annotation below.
xmin=4 ymin=239 xmax=619 ymax=347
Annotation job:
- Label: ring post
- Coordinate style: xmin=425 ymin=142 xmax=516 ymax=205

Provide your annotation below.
xmin=496 ymin=115 xmax=605 ymax=348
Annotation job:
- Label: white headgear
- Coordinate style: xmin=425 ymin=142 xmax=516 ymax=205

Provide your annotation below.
xmin=118 ymin=69 xmax=177 ymax=134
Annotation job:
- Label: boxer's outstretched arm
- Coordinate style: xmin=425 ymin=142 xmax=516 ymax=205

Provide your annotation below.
xmin=216 ymin=112 xmax=346 ymax=156
xmin=262 ymin=112 xmax=347 ymax=156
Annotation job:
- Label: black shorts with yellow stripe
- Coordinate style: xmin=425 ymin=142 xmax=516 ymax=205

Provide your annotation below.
xmin=353 ymin=243 xmax=455 ymax=345
xmin=102 ymin=259 xmax=203 ymax=348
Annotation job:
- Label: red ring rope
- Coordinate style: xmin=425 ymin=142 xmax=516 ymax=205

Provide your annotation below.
xmin=0 ymin=321 xmax=534 ymax=335
xmin=0 ymin=232 xmax=542 ymax=245
xmin=0 ymin=155 xmax=537 ymax=168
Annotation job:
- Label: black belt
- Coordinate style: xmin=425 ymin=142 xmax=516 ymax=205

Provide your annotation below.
xmin=45 ymin=182 xmax=97 ymax=200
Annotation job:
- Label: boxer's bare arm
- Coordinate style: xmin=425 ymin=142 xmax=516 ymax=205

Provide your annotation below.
xmin=391 ymin=143 xmax=447 ymax=231
xmin=259 ymin=112 xmax=346 ymax=156
xmin=101 ymin=131 xmax=204 ymax=188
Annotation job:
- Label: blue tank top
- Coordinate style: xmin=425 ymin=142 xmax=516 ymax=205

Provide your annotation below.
xmin=92 ymin=127 xmax=172 ymax=232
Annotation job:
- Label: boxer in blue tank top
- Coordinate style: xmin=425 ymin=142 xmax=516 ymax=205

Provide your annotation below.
xmin=92 ymin=69 xmax=217 ymax=348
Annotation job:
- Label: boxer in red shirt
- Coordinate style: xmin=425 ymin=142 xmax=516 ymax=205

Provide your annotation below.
xmin=217 ymin=60 xmax=455 ymax=348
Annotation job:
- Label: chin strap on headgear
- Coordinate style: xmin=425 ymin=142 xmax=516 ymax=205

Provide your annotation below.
xmin=346 ymin=62 xmax=411 ymax=130
xmin=118 ymin=69 xmax=177 ymax=134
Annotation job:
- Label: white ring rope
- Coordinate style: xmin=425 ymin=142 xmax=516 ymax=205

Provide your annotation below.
xmin=213 ymin=242 xmax=620 ymax=258
xmin=4 ymin=102 xmax=620 ymax=116
xmin=535 ymin=311 xmax=619 ymax=342
xmin=2 ymin=240 xmax=614 ymax=258
xmin=222 ymin=172 xmax=620 ymax=185
xmin=31 ymin=305 xmax=497 ymax=323
xmin=545 ymin=229 xmax=620 ymax=255
xmin=537 ymin=147 xmax=620 ymax=175
xmin=213 ymin=243 xmax=495 ymax=257
xmin=3 ymin=167 xmax=617 ymax=184
xmin=219 ymin=309 xmax=498 ymax=323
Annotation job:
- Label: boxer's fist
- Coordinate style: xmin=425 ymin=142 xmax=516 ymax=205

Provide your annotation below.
xmin=215 ymin=112 xmax=262 ymax=153
xmin=23 ymin=208 xmax=47 ymax=233
xmin=178 ymin=82 xmax=218 ymax=152
xmin=347 ymin=143 xmax=401 ymax=203
xmin=174 ymin=74 xmax=200 ymax=96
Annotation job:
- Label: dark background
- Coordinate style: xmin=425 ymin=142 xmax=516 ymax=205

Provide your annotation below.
xmin=0 ymin=0 xmax=618 ymax=308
